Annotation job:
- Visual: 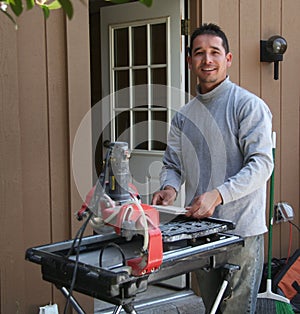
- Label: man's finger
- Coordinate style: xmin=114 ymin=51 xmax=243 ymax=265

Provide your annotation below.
xmin=151 ymin=193 xmax=161 ymax=205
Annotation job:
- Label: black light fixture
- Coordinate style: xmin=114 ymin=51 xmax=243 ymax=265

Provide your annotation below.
xmin=260 ymin=35 xmax=287 ymax=80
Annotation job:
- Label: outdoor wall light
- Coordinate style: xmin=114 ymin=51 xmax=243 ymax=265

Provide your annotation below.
xmin=260 ymin=35 xmax=287 ymax=80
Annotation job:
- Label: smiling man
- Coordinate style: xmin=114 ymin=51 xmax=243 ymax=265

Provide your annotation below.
xmin=152 ymin=23 xmax=273 ymax=313
xmin=187 ymin=30 xmax=232 ymax=93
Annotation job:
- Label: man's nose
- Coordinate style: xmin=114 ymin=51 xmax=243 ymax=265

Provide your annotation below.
xmin=202 ymin=53 xmax=213 ymax=64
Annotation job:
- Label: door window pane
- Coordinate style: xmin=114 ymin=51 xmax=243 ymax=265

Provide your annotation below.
xmin=114 ymin=70 xmax=130 ymax=108
xmin=133 ymin=111 xmax=148 ymax=149
xmin=114 ymin=28 xmax=129 ymax=67
xmin=115 ymin=111 xmax=130 ymax=143
xmin=151 ymin=68 xmax=167 ymax=85
xmin=133 ymin=68 xmax=147 ymax=86
xmin=114 ymin=70 xmax=129 ymax=108
xmin=132 ymin=25 xmax=147 ymax=66
xmin=151 ymin=111 xmax=167 ymax=150
xmin=115 ymin=89 xmax=130 ymax=109
xmin=151 ymin=72 xmax=167 ymax=108
xmin=133 ymin=83 xmax=148 ymax=109
xmin=115 ymin=70 xmax=129 ymax=90
xmin=151 ymin=23 xmax=166 ymax=64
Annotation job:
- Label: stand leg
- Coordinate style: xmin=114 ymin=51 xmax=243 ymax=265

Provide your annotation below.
xmin=123 ymin=303 xmax=137 ymax=314
xmin=60 ymin=286 xmax=86 ymax=314
xmin=210 ymin=264 xmax=240 ymax=314
xmin=112 ymin=303 xmax=137 ymax=314
xmin=112 ymin=305 xmax=123 ymax=314
xmin=59 ymin=286 xmax=137 ymax=314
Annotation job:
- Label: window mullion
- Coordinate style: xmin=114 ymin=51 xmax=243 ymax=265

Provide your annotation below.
xmin=166 ymin=18 xmax=171 ymax=129
xmin=147 ymin=23 xmax=151 ymax=151
xmin=110 ymin=26 xmax=116 ymax=141
xmin=129 ymin=26 xmax=133 ymax=150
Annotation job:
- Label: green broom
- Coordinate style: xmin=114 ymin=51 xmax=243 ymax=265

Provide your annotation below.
xmin=256 ymin=132 xmax=294 ymax=314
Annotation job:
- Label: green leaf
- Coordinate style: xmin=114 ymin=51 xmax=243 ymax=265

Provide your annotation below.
xmin=105 ymin=0 xmax=153 ymax=7
xmin=45 ymin=0 xmax=62 ymax=10
xmin=41 ymin=5 xmax=50 ymax=18
xmin=106 ymin=0 xmax=131 ymax=4
xmin=139 ymin=0 xmax=152 ymax=7
xmin=9 ymin=0 xmax=23 ymax=16
xmin=26 ymin=0 xmax=35 ymax=10
xmin=57 ymin=0 xmax=73 ymax=19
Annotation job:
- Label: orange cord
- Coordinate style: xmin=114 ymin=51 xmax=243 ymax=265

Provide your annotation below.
xmin=286 ymin=222 xmax=293 ymax=263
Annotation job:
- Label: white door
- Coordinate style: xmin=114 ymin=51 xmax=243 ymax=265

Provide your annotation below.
xmin=100 ymin=0 xmax=187 ymax=205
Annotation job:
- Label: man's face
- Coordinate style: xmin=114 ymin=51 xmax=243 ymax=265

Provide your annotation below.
xmin=187 ymin=34 xmax=232 ymax=94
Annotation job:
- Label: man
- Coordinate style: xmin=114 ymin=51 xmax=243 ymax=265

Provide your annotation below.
xmin=152 ymin=23 xmax=273 ymax=313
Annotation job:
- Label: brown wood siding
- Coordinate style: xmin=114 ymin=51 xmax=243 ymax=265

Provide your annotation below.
xmin=0 ymin=4 xmax=92 ymax=313
xmin=17 ymin=9 xmax=53 ymax=311
xmin=281 ymin=0 xmax=300 ymax=255
xmin=0 ymin=11 xmax=27 ymax=313
xmin=260 ymin=0 xmax=282 ymax=256
xmin=0 ymin=0 xmax=299 ymax=312
xmin=66 ymin=0 xmax=93 ymax=311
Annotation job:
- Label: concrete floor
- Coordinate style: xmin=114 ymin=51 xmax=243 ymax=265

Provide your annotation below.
xmin=94 ymin=285 xmax=205 ymax=313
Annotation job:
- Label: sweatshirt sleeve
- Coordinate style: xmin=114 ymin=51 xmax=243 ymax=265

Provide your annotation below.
xmin=217 ymin=98 xmax=274 ymax=204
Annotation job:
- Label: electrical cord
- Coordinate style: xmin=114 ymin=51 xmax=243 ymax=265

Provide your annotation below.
xmin=99 ymin=242 xmax=126 ymax=268
xmin=87 ymin=146 xmax=112 ymax=216
xmin=289 ymin=220 xmax=300 ymax=232
xmin=62 ymin=144 xmax=127 ymax=312
xmin=119 ymin=195 xmax=149 ymax=252
xmin=285 ymin=220 xmax=300 ymax=264
xmin=287 ymin=222 xmax=292 ymax=263
xmin=63 ymin=211 xmax=93 ymax=314
xmin=132 ymin=196 xmax=149 ymax=252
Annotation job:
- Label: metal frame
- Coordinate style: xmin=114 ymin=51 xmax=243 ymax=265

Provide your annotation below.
xmin=26 ymin=230 xmax=243 ymax=310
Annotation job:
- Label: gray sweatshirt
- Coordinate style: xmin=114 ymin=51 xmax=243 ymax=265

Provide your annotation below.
xmin=160 ymin=77 xmax=273 ymax=237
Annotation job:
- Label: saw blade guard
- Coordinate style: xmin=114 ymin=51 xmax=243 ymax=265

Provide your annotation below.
xmin=77 ymin=141 xmax=163 ymax=276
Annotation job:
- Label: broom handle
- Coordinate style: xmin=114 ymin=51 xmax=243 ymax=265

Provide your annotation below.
xmin=267 ymin=132 xmax=276 ymax=280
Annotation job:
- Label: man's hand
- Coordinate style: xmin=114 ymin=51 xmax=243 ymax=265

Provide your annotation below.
xmin=151 ymin=186 xmax=177 ymax=205
xmin=185 ymin=189 xmax=222 ymax=219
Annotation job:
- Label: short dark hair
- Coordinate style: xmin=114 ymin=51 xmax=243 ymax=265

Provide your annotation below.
xmin=189 ymin=23 xmax=230 ymax=55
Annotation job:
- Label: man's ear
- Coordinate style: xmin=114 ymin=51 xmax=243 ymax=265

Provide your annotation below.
xmin=226 ymin=52 xmax=233 ymax=68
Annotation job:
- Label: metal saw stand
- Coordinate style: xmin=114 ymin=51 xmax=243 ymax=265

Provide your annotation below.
xmin=60 ymin=286 xmax=138 ymax=314
xmin=209 ymin=263 xmax=240 ymax=314
xmin=112 ymin=303 xmax=137 ymax=314
xmin=25 ymin=219 xmax=244 ymax=314
xmin=58 ymin=264 xmax=240 ymax=314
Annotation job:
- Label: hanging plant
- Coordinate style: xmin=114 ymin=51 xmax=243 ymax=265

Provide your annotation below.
xmin=0 ymin=0 xmax=152 ymax=28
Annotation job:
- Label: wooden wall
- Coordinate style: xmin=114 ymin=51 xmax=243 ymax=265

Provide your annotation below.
xmin=17 ymin=8 xmax=70 ymax=312
xmin=191 ymin=0 xmax=300 ymax=257
xmin=0 ymin=0 xmax=299 ymax=313
xmin=0 ymin=2 xmax=92 ymax=313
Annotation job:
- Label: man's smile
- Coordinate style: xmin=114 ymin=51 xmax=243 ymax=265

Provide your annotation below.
xmin=201 ymin=67 xmax=217 ymax=72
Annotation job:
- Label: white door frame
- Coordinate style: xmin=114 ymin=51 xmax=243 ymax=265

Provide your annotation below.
xmin=100 ymin=0 xmax=187 ymax=205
